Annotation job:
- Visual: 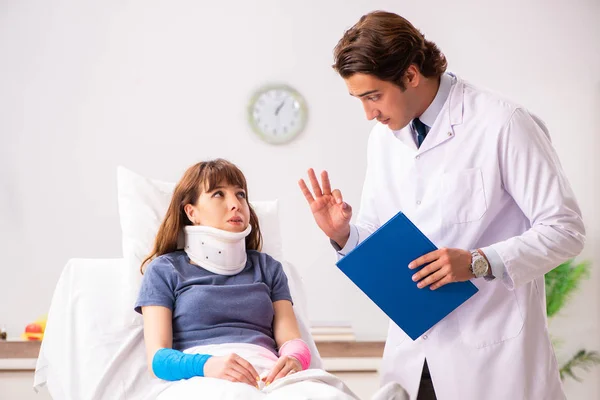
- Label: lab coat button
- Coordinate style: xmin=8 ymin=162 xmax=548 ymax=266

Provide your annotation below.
xmin=416 ymin=200 xmax=421 ymax=205
xmin=423 ymin=334 xmax=428 ymax=340
xmin=416 ymin=155 xmax=420 ymax=160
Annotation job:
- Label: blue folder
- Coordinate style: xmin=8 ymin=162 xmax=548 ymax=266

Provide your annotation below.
xmin=336 ymin=212 xmax=478 ymax=340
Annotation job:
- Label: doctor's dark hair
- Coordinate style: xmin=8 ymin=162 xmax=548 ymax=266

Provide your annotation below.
xmin=332 ymin=11 xmax=447 ymax=90
xmin=140 ymin=159 xmax=262 ymax=274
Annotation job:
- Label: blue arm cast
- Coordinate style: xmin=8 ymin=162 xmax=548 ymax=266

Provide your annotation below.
xmin=152 ymin=348 xmax=212 ymax=381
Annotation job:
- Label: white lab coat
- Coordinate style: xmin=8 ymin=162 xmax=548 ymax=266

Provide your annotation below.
xmin=346 ymin=76 xmax=585 ymax=400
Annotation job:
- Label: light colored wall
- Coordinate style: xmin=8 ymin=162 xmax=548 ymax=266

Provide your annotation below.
xmin=1 ymin=0 xmax=598 ymax=398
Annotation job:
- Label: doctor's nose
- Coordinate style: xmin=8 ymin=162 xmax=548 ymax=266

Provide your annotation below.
xmin=364 ymin=105 xmax=380 ymax=121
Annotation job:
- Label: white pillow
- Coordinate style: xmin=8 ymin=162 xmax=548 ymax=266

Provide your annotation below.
xmin=117 ymin=166 xmax=284 ymax=286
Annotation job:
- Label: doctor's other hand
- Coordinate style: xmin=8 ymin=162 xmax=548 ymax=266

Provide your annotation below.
xmin=203 ymin=353 xmax=260 ymax=387
xmin=264 ymin=355 xmax=302 ymax=385
xmin=408 ymin=248 xmax=474 ymax=290
xmin=298 ymin=169 xmax=352 ymax=248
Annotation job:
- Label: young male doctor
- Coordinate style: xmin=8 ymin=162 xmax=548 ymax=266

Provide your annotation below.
xmin=299 ymin=11 xmax=585 ymax=400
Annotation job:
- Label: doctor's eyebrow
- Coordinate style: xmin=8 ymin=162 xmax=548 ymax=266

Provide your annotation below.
xmin=352 ymin=90 xmax=379 ymax=98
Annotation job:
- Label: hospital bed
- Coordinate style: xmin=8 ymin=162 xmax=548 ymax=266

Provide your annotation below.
xmin=32 ymin=167 xmax=407 ymax=400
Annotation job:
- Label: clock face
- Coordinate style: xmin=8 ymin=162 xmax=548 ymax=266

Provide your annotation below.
xmin=248 ymin=85 xmax=307 ymax=144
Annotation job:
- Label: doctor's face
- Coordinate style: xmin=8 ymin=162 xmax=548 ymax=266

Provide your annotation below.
xmin=344 ymin=72 xmax=420 ymax=131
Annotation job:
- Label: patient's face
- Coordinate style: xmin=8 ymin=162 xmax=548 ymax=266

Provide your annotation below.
xmin=190 ymin=182 xmax=251 ymax=233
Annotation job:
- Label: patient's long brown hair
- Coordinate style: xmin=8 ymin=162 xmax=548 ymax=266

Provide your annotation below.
xmin=140 ymin=159 xmax=262 ymax=274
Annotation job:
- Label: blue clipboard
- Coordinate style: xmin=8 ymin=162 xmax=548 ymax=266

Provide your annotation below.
xmin=336 ymin=212 xmax=478 ymax=340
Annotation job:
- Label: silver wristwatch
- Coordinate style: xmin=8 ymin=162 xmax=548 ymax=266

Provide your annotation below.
xmin=470 ymin=250 xmax=489 ymax=278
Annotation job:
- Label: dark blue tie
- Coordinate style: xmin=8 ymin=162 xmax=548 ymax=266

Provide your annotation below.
xmin=413 ymin=118 xmax=429 ymax=148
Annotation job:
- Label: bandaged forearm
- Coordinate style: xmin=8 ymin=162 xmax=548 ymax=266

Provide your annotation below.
xmin=278 ymin=339 xmax=311 ymax=370
xmin=152 ymin=348 xmax=212 ymax=381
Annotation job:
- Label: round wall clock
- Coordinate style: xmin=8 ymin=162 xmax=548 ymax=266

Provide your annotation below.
xmin=248 ymin=84 xmax=308 ymax=144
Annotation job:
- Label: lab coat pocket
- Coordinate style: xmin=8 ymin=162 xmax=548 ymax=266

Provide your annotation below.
xmin=456 ymin=283 xmax=524 ymax=348
xmin=441 ymin=168 xmax=487 ymax=224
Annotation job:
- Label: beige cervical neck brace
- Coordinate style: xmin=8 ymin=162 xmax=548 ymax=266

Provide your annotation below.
xmin=184 ymin=225 xmax=252 ymax=275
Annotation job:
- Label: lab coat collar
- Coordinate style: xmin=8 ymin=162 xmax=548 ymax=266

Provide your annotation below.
xmin=389 ymin=73 xmax=465 ymax=153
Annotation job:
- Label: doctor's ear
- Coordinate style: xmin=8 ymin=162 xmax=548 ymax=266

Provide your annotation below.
xmin=404 ymin=65 xmax=421 ymax=88
xmin=183 ymin=204 xmax=198 ymax=225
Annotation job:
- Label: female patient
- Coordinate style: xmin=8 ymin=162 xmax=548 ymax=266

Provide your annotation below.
xmin=134 ymin=159 xmax=310 ymax=388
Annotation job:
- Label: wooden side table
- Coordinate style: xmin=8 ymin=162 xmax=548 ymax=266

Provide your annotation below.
xmin=0 ymin=339 xmax=385 ymax=371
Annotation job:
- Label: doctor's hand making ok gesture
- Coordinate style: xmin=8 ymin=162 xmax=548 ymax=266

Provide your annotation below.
xmin=298 ymin=169 xmax=353 ymax=248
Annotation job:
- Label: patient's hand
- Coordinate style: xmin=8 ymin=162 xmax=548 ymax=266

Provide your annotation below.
xmin=203 ymin=353 xmax=260 ymax=388
xmin=298 ymin=169 xmax=352 ymax=248
xmin=264 ymin=355 xmax=302 ymax=385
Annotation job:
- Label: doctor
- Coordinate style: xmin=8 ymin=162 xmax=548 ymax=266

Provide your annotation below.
xmin=299 ymin=11 xmax=585 ymax=400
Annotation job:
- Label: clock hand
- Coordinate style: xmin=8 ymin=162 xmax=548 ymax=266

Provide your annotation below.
xmin=275 ymin=100 xmax=285 ymax=116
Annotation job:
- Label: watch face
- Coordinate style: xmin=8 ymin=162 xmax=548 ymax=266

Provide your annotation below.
xmin=473 ymin=257 xmax=488 ymax=276
xmin=248 ymin=84 xmax=308 ymax=145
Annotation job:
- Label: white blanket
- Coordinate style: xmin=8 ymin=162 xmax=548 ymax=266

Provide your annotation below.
xmin=155 ymin=343 xmax=359 ymax=400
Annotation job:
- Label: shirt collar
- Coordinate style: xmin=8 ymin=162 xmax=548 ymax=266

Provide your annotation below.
xmin=417 ymin=72 xmax=454 ymax=128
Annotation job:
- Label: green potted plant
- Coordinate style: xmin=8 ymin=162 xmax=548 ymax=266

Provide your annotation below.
xmin=545 ymin=259 xmax=600 ymax=381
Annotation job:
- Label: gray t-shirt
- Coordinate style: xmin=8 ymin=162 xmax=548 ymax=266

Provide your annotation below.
xmin=134 ymin=250 xmax=293 ymax=354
